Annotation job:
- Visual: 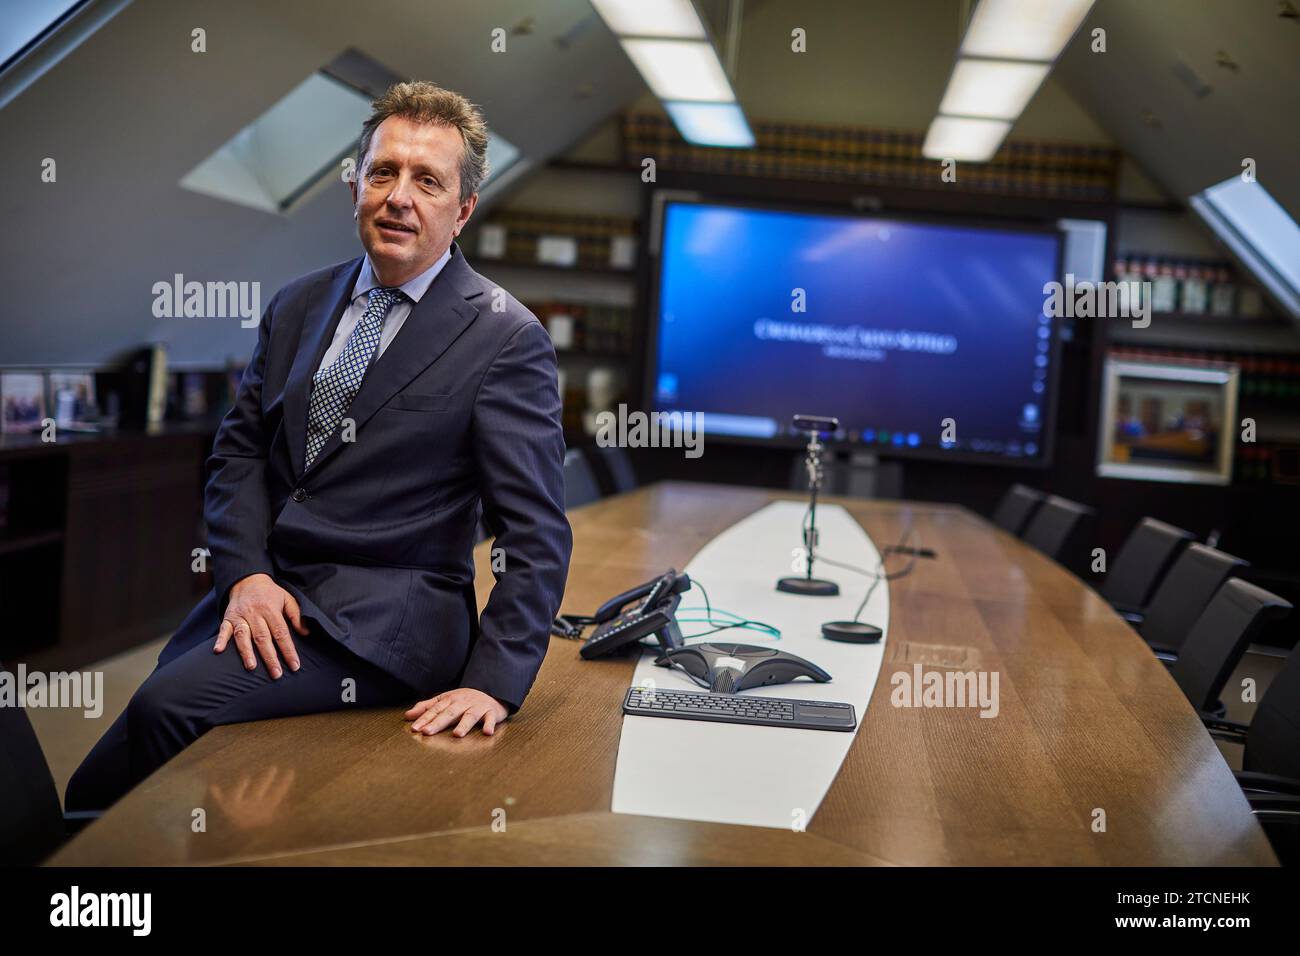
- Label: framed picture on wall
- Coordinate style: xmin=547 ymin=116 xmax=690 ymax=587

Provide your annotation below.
xmin=1097 ymin=358 xmax=1239 ymax=485
xmin=0 ymin=370 xmax=48 ymax=434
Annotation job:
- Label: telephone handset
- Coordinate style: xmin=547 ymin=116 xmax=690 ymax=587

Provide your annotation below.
xmin=570 ymin=569 xmax=692 ymax=659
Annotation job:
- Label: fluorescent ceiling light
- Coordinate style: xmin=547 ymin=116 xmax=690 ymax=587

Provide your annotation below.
xmin=598 ymin=3 xmax=754 ymax=150
xmin=590 ymin=0 xmax=706 ymax=38
xmin=939 ymin=58 xmax=1049 ymax=119
xmin=1191 ymin=177 xmax=1300 ymax=320
xmin=664 ymin=101 xmax=755 ymax=147
xmin=620 ymin=38 xmax=734 ymax=102
xmin=922 ymin=116 xmax=1011 ymax=162
xmin=961 ymin=0 xmax=1096 ymax=62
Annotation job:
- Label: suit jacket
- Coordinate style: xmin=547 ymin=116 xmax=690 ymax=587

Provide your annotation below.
xmin=159 ymin=242 xmax=573 ymax=714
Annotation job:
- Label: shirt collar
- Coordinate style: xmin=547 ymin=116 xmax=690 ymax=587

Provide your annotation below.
xmin=353 ymin=246 xmax=454 ymax=304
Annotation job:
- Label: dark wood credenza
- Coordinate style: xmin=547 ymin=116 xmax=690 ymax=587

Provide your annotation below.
xmin=0 ymin=424 xmax=217 ymax=669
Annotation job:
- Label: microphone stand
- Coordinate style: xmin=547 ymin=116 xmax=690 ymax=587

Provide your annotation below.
xmin=776 ymin=429 xmax=840 ymax=596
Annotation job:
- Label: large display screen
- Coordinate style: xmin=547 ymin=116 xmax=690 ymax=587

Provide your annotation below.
xmin=648 ymin=200 xmax=1063 ymax=464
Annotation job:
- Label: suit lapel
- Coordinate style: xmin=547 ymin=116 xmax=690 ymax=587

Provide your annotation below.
xmin=297 ymin=244 xmax=483 ymax=481
xmin=282 ymin=258 xmax=363 ymax=481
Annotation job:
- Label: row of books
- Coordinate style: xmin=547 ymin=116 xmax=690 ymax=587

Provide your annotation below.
xmin=532 ymin=301 xmax=635 ymax=355
xmin=477 ymin=210 xmax=638 ymax=270
xmin=621 ymin=112 xmax=1121 ymax=201
xmin=1113 ymin=255 xmax=1266 ymax=318
xmin=1111 ymin=346 xmax=1300 ymax=403
xmin=1235 ymin=443 xmax=1299 ymax=484
xmin=556 ymin=365 xmax=626 ymax=436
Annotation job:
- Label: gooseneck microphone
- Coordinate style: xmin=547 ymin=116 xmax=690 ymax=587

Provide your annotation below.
xmin=777 ymin=414 xmax=841 ymax=597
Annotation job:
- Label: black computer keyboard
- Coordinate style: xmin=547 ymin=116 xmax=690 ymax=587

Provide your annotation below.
xmin=623 ymin=686 xmax=856 ymax=731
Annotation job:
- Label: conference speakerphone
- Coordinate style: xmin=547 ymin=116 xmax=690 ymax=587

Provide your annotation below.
xmin=623 ymin=686 xmax=857 ymax=732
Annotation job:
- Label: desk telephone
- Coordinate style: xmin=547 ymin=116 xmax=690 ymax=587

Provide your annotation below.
xmin=553 ymin=570 xmax=692 ymax=659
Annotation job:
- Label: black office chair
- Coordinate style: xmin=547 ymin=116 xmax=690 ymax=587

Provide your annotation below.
xmin=1021 ymin=494 xmax=1094 ymax=565
xmin=1168 ymin=578 xmax=1292 ymax=714
xmin=991 ymin=483 xmax=1045 ymax=536
xmin=1100 ymin=517 xmax=1195 ymax=615
xmin=1203 ymin=644 xmax=1300 ymax=864
xmin=0 ymin=660 xmax=93 ymax=864
xmin=593 ymin=445 xmax=638 ymax=495
xmin=563 ymin=448 xmax=601 ymax=510
xmin=1138 ymin=543 xmax=1248 ymax=662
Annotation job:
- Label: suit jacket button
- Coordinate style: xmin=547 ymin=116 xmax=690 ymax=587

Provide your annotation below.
xmin=291 ymin=488 xmax=308 ymax=502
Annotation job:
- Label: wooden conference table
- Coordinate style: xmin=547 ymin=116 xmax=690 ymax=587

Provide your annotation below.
xmin=49 ymin=481 xmax=1276 ymax=866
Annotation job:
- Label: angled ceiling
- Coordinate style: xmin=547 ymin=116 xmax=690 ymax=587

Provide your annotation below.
xmin=0 ymin=0 xmax=645 ymax=366
xmin=1056 ymin=0 xmax=1300 ymax=218
xmin=2 ymin=0 xmax=1294 ymax=368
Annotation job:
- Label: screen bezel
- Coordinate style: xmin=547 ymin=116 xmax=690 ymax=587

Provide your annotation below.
xmin=643 ymin=193 xmax=1066 ymax=468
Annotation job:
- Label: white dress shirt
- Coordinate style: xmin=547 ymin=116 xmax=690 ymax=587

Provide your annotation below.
xmin=316 ymin=247 xmax=453 ymax=372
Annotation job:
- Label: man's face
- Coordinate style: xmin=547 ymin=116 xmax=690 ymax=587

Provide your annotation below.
xmin=350 ymin=115 xmax=478 ymax=285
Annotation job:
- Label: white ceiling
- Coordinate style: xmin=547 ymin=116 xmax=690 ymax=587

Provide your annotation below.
xmin=1056 ymin=0 xmax=1300 ymax=218
xmin=0 ymin=0 xmax=645 ymax=366
xmin=1 ymin=0 xmax=1293 ymax=366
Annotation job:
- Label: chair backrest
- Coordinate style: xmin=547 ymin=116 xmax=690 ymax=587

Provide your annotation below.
xmin=595 ymin=445 xmax=637 ymax=494
xmin=1021 ymin=494 xmax=1094 ymax=562
xmin=1246 ymin=643 xmax=1300 ymax=779
xmin=836 ymin=453 xmax=904 ymax=499
xmin=1101 ymin=517 xmax=1195 ymax=610
xmin=992 ymin=483 xmax=1045 ymax=536
xmin=1170 ymin=578 xmax=1292 ymax=713
xmin=0 ymin=662 xmax=66 ymax=864
xmin=1141 ymin=543 xmax=1248 ymax=654
xmin=563 ymin=448 xmax=601 ymax=511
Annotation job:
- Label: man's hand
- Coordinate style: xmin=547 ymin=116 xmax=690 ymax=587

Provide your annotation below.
xmin=213 ymin=573 xmax=308 ymax=678
xmin=406 ymin=688 xmax=509 ymax=737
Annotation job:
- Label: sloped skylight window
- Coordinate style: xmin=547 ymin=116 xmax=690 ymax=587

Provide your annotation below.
xmin=0 ymin=0 xmax=86 ymax=70
xmin=180 ymin=72 xmax=372 ymax=214
xmin=485 ymin=134 xmax=520 ymax=183
xmin=0 ymin=0 xmax=131 ymax=112
xmin=1191 ymin=178 xmax=1300 ymax=320
xmin=181 ymin=70 xmax=521 ymax=215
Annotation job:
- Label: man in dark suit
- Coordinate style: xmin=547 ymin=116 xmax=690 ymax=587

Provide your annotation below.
xmin=66 ymin=82 xmax=572 ymax=813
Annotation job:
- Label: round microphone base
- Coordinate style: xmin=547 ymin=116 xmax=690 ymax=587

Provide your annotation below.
xmin=776 ymin=576 xmax=840 ymax=597
xmin=822 ymin=621 xmax=883 ymax=643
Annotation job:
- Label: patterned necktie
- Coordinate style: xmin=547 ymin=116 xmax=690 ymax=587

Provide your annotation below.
xmin=304 ymin=286 xmax=403 ymax=469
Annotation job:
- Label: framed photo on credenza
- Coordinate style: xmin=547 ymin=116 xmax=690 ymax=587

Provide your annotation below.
xmin=1097 ymin=357 xmax=1239 ymax=485
xmin=0 ymin=369 xmax=105 ymax=435
xmin=0 ymin=370 xmax=47 ymax=434
xmin=47 ymin=369 xmax=99 ymax=429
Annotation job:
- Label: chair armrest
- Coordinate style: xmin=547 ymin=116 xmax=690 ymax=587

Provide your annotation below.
xmin=62 ymin=809 xmax=100 ymax=837
xmin=1202 ymin=713 xmax=1248 ymax=744
xmin=1246 ymin=793 xmax=1300 ymax=819
xmin=1148 ymin=642 xmax=1178 ymax=664
xmin=1235 ymin=772 xmax=1300 ymax=797
xmin=1112 ymin=605 xmax=1145 ymax=626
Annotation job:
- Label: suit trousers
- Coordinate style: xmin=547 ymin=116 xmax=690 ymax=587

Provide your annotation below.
xmin=64 ymin=630 xmax=418 ymax=814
